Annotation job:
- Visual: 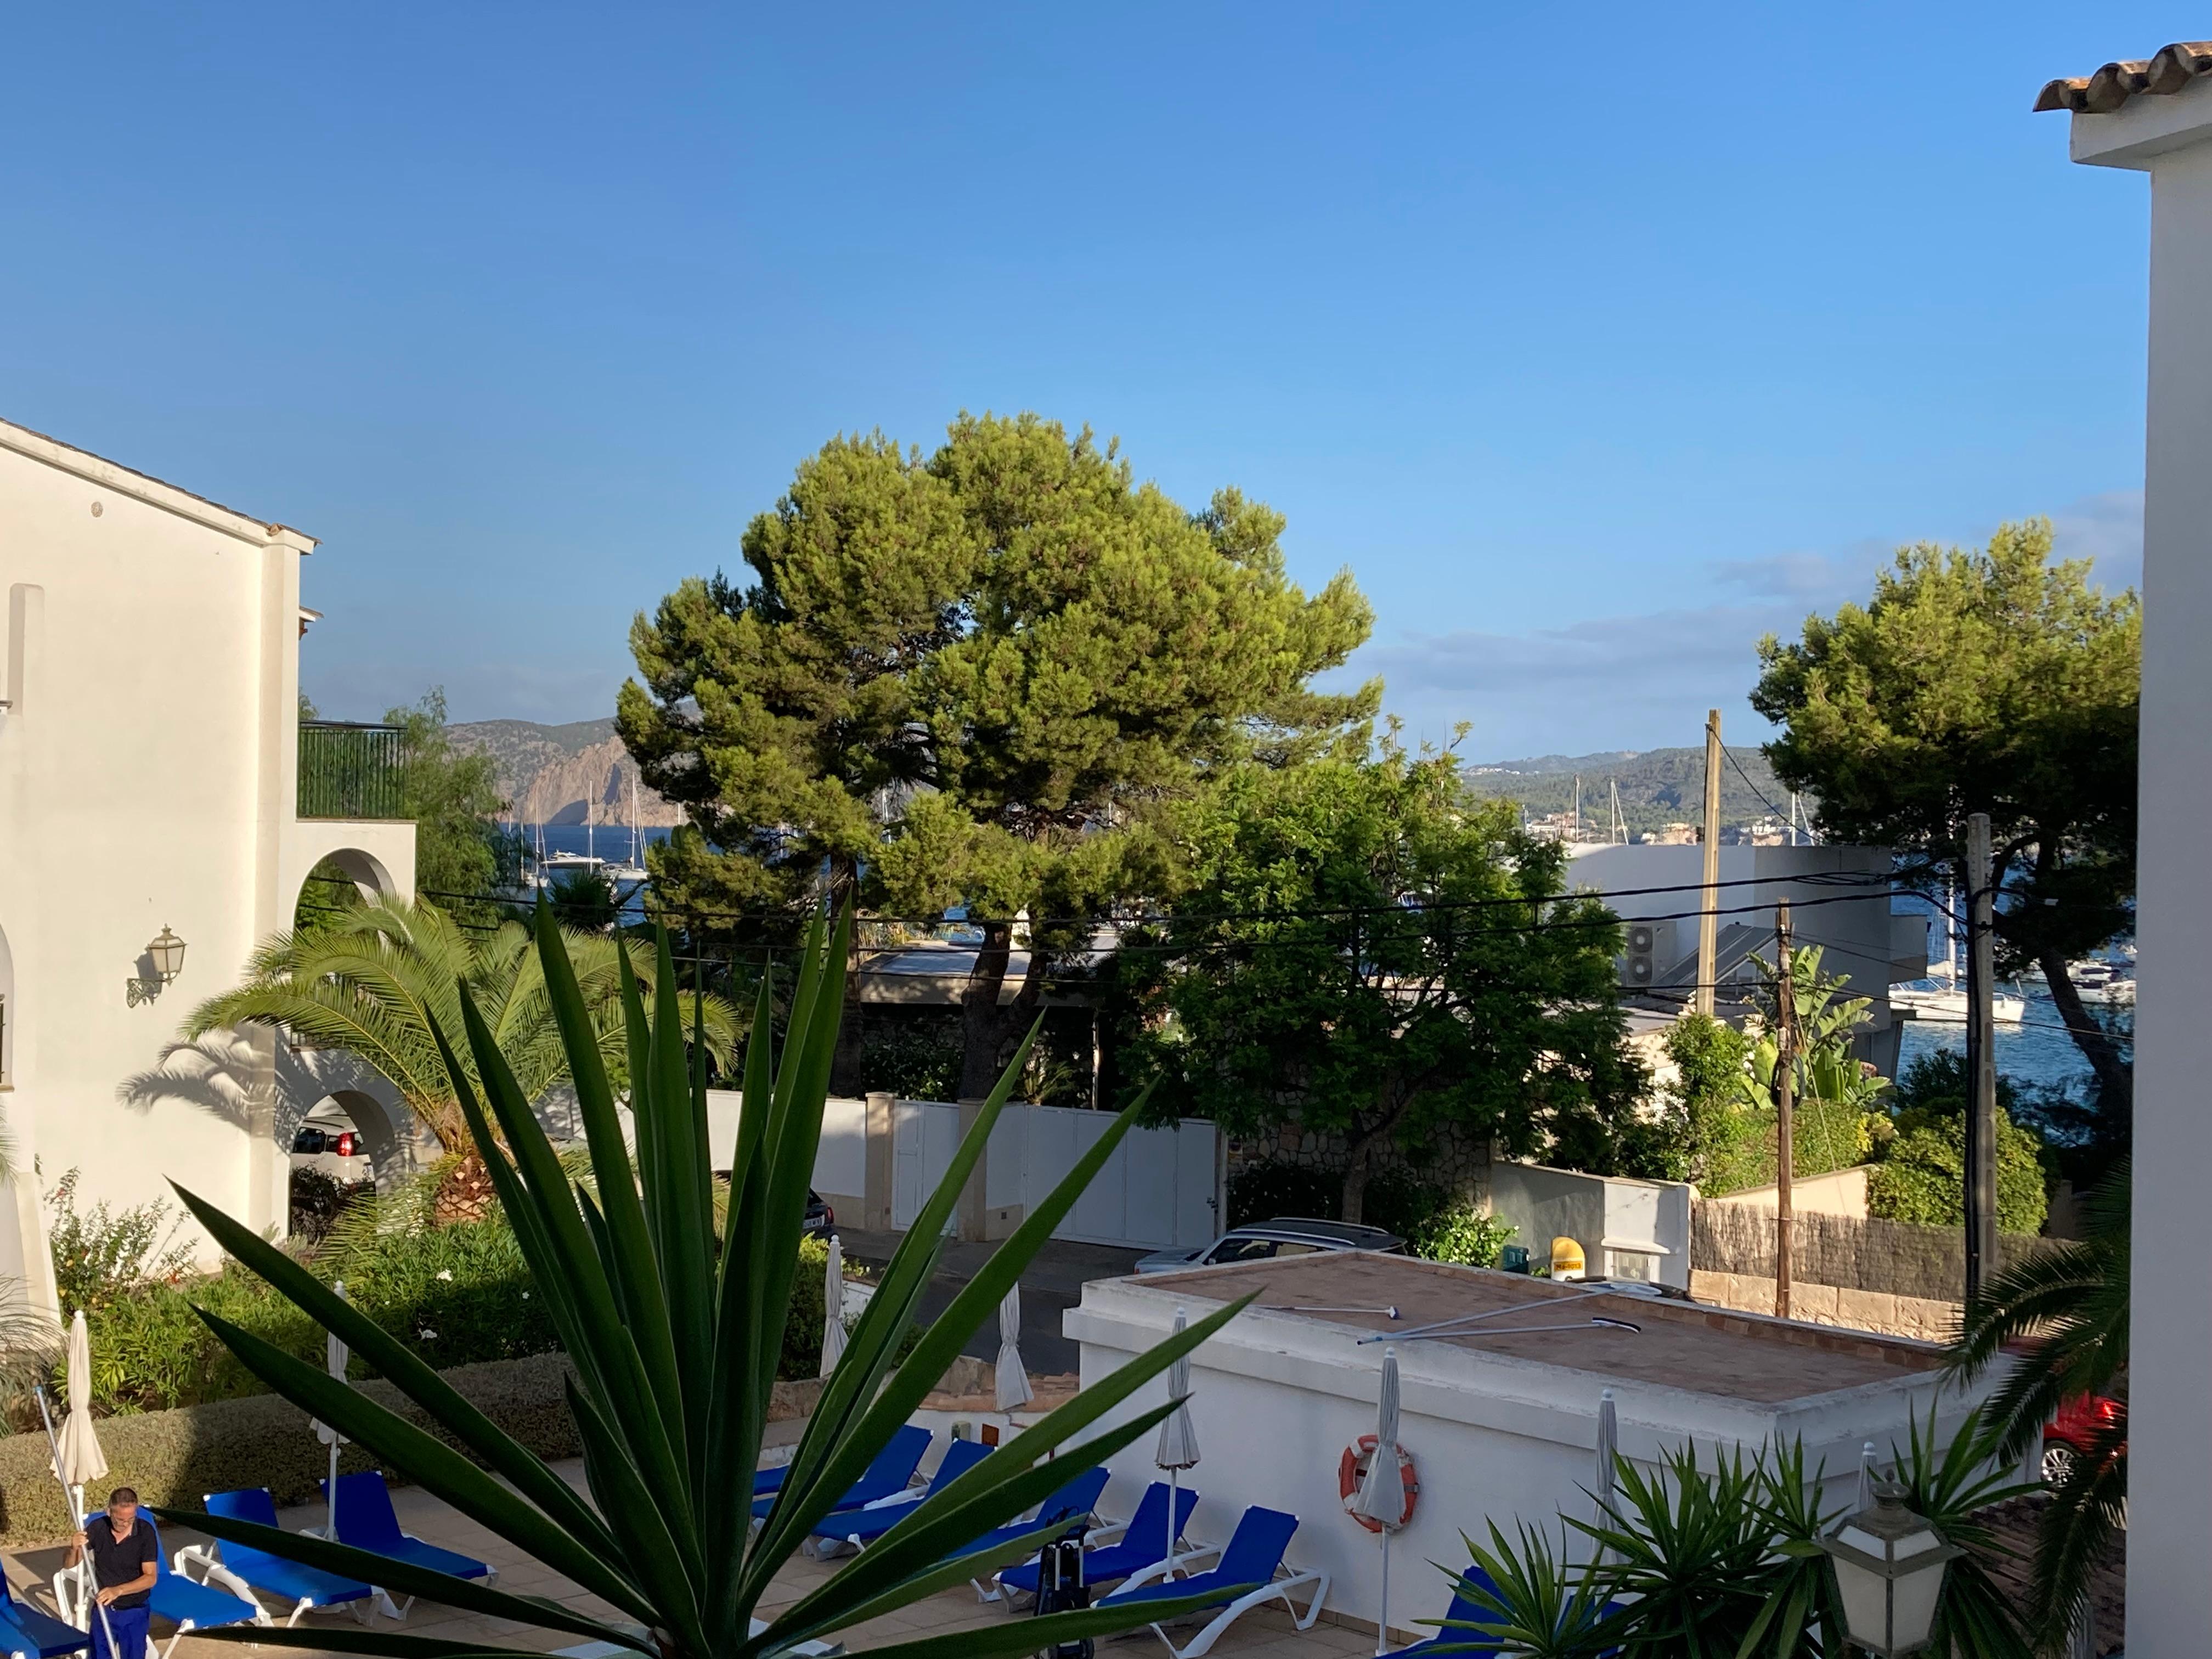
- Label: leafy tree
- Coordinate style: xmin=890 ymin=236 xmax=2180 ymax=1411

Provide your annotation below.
xmin=387 ymin=689 xmax=523 ymax=918
xmin=1869 ymin=1110 xmax=2049 ymax=1234
xmin=1661 ymin=1013 xmax=1760 ymax=1192
xmin=623 ymin=414 xmax=1377 ymax=1098
xmin=1131 ymin=744 xmax=1646 ymax=1222
xmin=184 ymin=899 xmax=739 ymax=1220
xmin=1752 ymin=521 xmax=2138 ymax=1118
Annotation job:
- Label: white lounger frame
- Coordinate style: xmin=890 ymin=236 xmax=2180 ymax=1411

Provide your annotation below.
xmin=1108 ymin=1543 xmax=1330 ymax=1659
xmin=53 ymin=1558 xmax=266 ymax=1659
xmin=171 ymin=1545 xmax=398 ymax=1627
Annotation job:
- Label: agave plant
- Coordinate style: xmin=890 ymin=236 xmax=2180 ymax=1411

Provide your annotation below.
xmin=160 ymin=905 xmax=1237 ymax=1657
xmin=1570 ymin=1442 xmax=1778 ymax=1657
xmin=1453 ymin=1519 xmax=1620 ymax=1658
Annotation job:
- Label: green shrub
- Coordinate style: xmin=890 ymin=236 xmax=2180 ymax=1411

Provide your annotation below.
xmin=45 ymin=1170 xmax=195 ymax=1316
xmin=1869 ymin=1109 xmax=2049 ymax=1234
xmin=0 ymin=1352 xmax=582 ymax=1546
xmin=1406 ymin=1206 xmax=1515 ymax=1268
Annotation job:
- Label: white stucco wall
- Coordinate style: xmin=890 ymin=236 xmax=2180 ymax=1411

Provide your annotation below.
xmin=0 ymin=419 xmax=414 ymax=1296
xmin=2066 ymin=74 xmax=2212 ymax=1657
xmin=1067 ymin=1265 xmax=1987 ymax=1645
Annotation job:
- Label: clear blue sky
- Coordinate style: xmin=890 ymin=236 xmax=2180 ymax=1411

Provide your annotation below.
xmin=0 ymin=5 xmax=2179 ymax=757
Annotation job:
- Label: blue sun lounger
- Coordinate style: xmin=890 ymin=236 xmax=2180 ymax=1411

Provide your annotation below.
xmin=54 ymin=1514 xmax=266 ymax=1659
xmin=813 ymin=1438 xmax=992 ymax=1549
xmin=995 ymin=1480 xmax=1200 ymax=1602
xmin=1098 ymin=1504 xmax=1329 ymax=1659
xmin=0 ymin=1574 xmax=88 ymax=1659
xmin=320 ymin=1471 xmax=495 ymax=1617
xmin=754 ymin=1424 xmax=931 ymax=1520
xmin=1381 ymin=1566 xmax=1508 ymax=1657
xmin=956 ymin=1463 xmax=1110 ymax=1599
xmin=177 ymin=1489 xmax=391 ymax=1627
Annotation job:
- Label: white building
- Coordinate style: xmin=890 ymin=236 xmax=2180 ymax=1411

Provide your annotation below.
xmin=2039 ymin=40 xmax=2212 ymax=1655
xmin=0 ymin=416 xmax=415 ymax=1312
xmin=1566 ymin=842 xmax=1926 ymax=1075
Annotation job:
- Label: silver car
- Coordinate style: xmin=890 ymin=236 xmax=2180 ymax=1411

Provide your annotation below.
xmin=1135 ymin=1216 xmax=1404 ymax=1274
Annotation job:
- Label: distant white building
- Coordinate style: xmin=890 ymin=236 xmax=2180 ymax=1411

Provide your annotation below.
xmin=1566 ymin=842 xmax=1925 ymax=1076
xmin=0 ymin=416 xmax=415 ymax=1312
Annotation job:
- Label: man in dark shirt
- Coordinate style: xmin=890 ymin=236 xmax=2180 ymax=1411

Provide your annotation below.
xmin=66 ymin=1487 xmax=157 ymax=1659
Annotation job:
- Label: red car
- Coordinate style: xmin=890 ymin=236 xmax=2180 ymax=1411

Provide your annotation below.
xmin=2041 ymin=1391 xmax=2125 ymax=1486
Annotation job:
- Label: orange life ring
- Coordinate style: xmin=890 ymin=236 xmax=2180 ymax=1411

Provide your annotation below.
xmin=1338 ymin=1435 xmax=1419 ymax=1532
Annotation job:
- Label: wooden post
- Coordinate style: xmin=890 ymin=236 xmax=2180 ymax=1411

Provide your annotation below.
xmin=1965 ymin=812 xmax=1999 ymax=1304
xmin=1774 ymin=901 xmax=1795 ymax=1321
xmin=1696 ymin=710 xmax=1723 ymax=1015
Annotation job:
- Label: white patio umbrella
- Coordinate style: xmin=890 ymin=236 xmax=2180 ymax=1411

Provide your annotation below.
xmin=994 ymin=1283 xmax=1032 ymax=1413
xmin=309 ymin=1282 xmax=351 ymax=1539
xmin=36 ymin=1315 xmax=116 ymax=1657
xmin=1350 ymin=1346 xmax=1407 ymax=1656
xmin=820 ymin=1235 xmax=847 ymax=1378
xmin=1856 ymin=1440 xmax=1878 ymax=1514
xmin=55 ymin=1311 xmax=108 ymax=1511
xmin=1154 ymin=1306 xmax=1201 ymax=1568
xmin=1591 ymin=1387 xmax=1619 ymax=1560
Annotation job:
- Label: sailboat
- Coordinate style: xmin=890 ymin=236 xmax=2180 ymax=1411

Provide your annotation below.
xmin=603 ymin=771 xmax=650 ymax=887
xmin=1889 ymin=889 xmax=2025 ymax=1024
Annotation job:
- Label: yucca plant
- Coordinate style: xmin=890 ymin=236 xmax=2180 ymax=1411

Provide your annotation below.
xmin=1570 ymin=1442 xmax=1777 ymax=1657
xmin=159 ymin=904 xmax=1239 ymax=1657
xmin=1736 ymin=1438 xmax=1847 ymax=1659
xmin=1453 ymin=1519 xmax=1621 ymax=1658
xmin=1884 ymin=1404 xmax=2034 ymax=1659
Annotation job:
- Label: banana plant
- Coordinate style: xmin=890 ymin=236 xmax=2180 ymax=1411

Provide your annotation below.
xmin=159 ymin=902 xmax=1241 ymax=1658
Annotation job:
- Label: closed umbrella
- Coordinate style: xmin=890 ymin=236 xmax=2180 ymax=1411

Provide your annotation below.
xmin=1591 ymin=1387 xmax=1619 ymax=1564
xmin=1154 ymin=1306 xmax=1201 ymax=1569
xmin=994 ymin=1283 xmax=1032 ymax=1414
xmin=820 ymin=1236 xmax=847 ymax=1378
xmin=1350 ymin=1347 xmax=1407 ymax=1656
xmin=36 ymin=1316 xmax=116 ymax=1659
xmin=309 ymin=1282 xmax=352 ymax=1539
xmin=1856 ymin=1440 xmax=1878 ymax=1514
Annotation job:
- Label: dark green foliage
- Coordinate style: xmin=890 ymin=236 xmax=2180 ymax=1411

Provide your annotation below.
xmin=386 ymin=689 xmax=516 ymax=922
xmin=1868 ymin=1053 xmax=2050 ymax=1234
xmin=1754 ymin=522 xmax=2138 ymax=1119
xmin=166 ymin=906 xmax=1238 ymax=1659
xmin=851 ymin=1019 xmax=966 ymax=1102
xmin=1946 ymin=1162 xmax=2129 ymax=1646
xmin=1134 ymin=744 xmax=1647 ymax=1222
xmin=623 ymin=415 xmax=1378 ymax=1097
xmin=1224 ymin=1162 xmax=1341 ymax=1227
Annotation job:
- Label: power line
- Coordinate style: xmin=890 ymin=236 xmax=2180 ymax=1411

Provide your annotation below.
xmin=1722 ymin=744 xmax=1790 ymax=822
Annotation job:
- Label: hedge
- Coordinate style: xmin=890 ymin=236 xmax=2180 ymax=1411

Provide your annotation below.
xmin=0 ymin=1351 xmax=582 ymax=1547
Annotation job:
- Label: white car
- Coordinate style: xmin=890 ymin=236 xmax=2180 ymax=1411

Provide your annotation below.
xmin=290 ymin=1103 xmax=371 ymax=1182
xmin=1135 ymin=1217 xmax=1404 ymax=1274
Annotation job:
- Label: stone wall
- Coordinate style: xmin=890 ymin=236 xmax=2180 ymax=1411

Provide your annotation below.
xmin=1689 ymin=1269 xmax=1962 ymax=1344
xmin=1692 ymin=1199 xmax=2040 ymax=1303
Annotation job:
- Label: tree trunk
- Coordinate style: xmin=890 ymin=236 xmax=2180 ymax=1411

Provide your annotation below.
xmin=1338 ymin=1084 xmax=1406 ymax=1226
xmin=2039 ymin=948 xmax=2135 ymax=1119
xmin=960 ymin=921 xmax=1018 ymax=1101
xmin=828 ymin=857 xmax=870 ymax=1097
xmin=434 ymin=1149 xmax=498 ymax=1225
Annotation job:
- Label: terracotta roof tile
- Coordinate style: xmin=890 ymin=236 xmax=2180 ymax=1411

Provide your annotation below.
xmin=2037 ymin=41 xmax=2212 ymax=114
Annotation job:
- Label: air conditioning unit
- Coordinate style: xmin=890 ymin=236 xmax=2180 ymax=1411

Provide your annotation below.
xmin=1623 ymin=922 xmax=1657 ymax=988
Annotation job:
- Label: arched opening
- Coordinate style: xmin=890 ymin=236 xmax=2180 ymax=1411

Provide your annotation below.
xmin=287 ymin=1087 xmax=416 ymax=1242
xmin=295 ymin=847 xmax=400 ymax=932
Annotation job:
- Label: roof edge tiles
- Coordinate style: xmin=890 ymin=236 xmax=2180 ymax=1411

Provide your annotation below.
xmin=2036 ymin=41 xmax=2212 ymax=115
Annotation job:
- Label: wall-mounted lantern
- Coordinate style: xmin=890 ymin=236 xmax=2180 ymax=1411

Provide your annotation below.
xmin=126 ymin=926 xmax=188 ymax=1007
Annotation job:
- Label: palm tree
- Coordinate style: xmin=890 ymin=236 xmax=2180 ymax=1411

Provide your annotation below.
xmin=1945 ymin=1159 xmax=2129 ymax=1647
xmin=185 ymin=899 xmax=741 ymax=1218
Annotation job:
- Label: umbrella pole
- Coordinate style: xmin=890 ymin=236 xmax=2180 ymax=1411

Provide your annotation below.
xmin=1166 ymin=1468 xmax=1178 ymax=1570
xmin=36 ymin=1385 xmax=120 ymax=1659
xmin=1375 ymin=1527 xmax=1391 ymax=1657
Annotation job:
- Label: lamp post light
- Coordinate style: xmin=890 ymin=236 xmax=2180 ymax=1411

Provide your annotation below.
xmin=126 ymin=926 xmax=188 ymax=1007
xmin=1816 ymin=1481 xmax=1962 ymax=1657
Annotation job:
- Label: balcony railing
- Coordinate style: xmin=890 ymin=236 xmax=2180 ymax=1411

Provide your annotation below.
xmin=298 ymin=721 xmax=405 ymax=819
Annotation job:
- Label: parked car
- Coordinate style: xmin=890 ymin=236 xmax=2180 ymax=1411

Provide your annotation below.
xmin=2041 ymin=1390 xmax=2126 ymax=1485
xmin=290 ymin=1103 xmax=370 ymax=1182
xmin=1135 ymin=1217 xmax=1403 ymax=1274
xmin=802 ymin=1190 xmax=836 ymax=1242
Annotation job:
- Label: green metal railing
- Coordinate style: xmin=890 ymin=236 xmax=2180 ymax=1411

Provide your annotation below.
xmin=298 ymin=721 xmax=405 ymax=819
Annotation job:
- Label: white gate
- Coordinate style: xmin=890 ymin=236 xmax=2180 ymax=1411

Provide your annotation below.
xmin=890 ymin=1100 xmax=964 ymax=1230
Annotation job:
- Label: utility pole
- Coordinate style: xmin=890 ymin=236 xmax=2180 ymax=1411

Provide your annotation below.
xmin=1696 ymin=709 xmax=1722 ymax=1015
xmin=1964 ymin=812 xmax=1999 ymax=1304
xmin=1774 ymin=901 xmax=1796 ymax=1321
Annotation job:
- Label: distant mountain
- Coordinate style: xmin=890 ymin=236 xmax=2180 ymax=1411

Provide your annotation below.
xmin=448 ymin=718 xmax=684 ymax=828
xmin=1462 ymin=745 xmax=1803 ymax=838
